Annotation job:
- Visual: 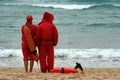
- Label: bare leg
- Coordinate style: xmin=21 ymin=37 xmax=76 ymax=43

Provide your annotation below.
xmin=24 ymin=60 xmax=28 ymax=72
xmin=30 ymin=60 xmax=34 ymax=72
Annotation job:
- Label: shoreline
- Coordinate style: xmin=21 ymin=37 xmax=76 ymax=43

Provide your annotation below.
xmin=0 ymin=67 xmax=120 ymax=80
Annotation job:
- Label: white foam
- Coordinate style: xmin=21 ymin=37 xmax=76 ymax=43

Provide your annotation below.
xmin=0 ymin=48 xmax=120 ymax=68
xmin=0 ymin=48 xmax=120 ymax=59
xmin=32 ymin=4 xmax=93 ymax=9
xmin=1 ymin=3 xmax=93 ymax=10
xmin=0 ymin=49 xmax=22 ymax=58
xmin=55 ymin=48 xmax=120 ymax=59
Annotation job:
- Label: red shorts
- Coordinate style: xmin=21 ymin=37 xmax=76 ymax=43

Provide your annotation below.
xmin=22 ymin=47 xmax=33 ymax=61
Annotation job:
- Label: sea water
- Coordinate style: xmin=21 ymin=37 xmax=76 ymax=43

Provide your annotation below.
xmin=0 ymin=0 xmax=120 ymax=68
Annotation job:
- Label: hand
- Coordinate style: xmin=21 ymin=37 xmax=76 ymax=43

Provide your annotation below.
xmin=31 ymin=50 xmax=37 ymax=55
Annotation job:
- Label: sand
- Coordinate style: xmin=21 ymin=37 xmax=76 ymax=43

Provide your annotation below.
xmin=0 ymin=68 xmax=120 ymax=80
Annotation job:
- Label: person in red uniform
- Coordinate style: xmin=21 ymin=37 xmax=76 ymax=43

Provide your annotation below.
xmin=36 ymin=12 xmax=58 ymax=72
xmin=21 ymin=15 xmax=37 ymax=72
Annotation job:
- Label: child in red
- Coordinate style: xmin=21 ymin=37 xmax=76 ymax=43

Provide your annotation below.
xmin=21 ymin=15 xmax=37 ymax=72
xmin=36 ymin=12 xmax=58 ymax=72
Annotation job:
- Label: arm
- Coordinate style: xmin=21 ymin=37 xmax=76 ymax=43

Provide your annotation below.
xmin=53 ymin=25 xmax=58 ymax=46
xmin=36 ymin=26 xmax=41 ymax=47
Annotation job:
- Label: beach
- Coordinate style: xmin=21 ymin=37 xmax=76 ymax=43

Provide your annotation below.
xmin=0 ymin=68 xmax=120 ymax=80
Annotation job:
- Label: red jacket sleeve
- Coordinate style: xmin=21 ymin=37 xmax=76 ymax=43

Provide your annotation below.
xmin=36 ymin=26 xmax=41 ymax=47
xmin=53 ymin=25 xmax=58 ymax=46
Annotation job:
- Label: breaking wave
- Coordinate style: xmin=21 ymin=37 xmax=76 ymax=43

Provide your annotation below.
xmin=1 ymin=3 xmax=120 ymax=10
xmin=0 ymin=48 xmax=120 ymax=59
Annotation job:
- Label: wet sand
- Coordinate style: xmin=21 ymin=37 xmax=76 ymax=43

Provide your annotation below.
xmin=0 ymin=68 xmax=120 ymax=80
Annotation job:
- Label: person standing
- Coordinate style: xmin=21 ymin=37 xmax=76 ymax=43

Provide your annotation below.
xmin=36 ymin=12 xmax=58 ymax=72
xmin=21 ymin=15 xmax=37 ymax=72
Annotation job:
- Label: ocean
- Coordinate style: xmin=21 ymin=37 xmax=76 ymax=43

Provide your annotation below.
xmin=0 ymin=0 xmax=120 ymax=68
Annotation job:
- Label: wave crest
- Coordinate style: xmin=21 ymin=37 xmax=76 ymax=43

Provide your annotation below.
xmin=0 ymin=48 xmax=120 ymax=58
xmin=1 ymin=3 xmax=120 ymax=10
xmin=87 ymin=4 xmax=120 ymax=10
xmin=32 ymin=4 xmax=93 ymax=10
xmin=0 ymin=3 xmax=93 ymax=10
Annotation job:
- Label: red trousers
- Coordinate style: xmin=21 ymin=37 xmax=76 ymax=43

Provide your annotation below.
xmin=22 ymin=46 xmax=33 ymax=61
xmin=39 ymin=45 xmax=54 ymax=72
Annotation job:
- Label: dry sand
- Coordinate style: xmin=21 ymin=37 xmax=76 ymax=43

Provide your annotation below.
xmin=0 ymin=68 xmax=120 ymax=80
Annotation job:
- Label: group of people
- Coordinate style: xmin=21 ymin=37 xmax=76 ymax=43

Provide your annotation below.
xmin=21 ymin=12 xmax=58 ymax=72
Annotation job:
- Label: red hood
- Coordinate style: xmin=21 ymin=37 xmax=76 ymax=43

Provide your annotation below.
xmin=38 ymin=12 xmax=54 ymax=25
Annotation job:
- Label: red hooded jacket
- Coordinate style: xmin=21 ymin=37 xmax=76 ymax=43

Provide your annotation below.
xmin=36 ymin=12 xmax=58 ymax=46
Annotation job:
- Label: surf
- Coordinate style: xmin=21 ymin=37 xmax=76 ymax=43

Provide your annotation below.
xmin=0 ymin=48 xmax=120 ymax=59
xmin=87 ymin=3 xmax=120 ymax=10
xmin=32 ymin=4 xmax=93 ymax=10
xmin=0 ymin=3 xmax=93 ymax=10
xmin=1 ymin=2 xmax=120 ymax=10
